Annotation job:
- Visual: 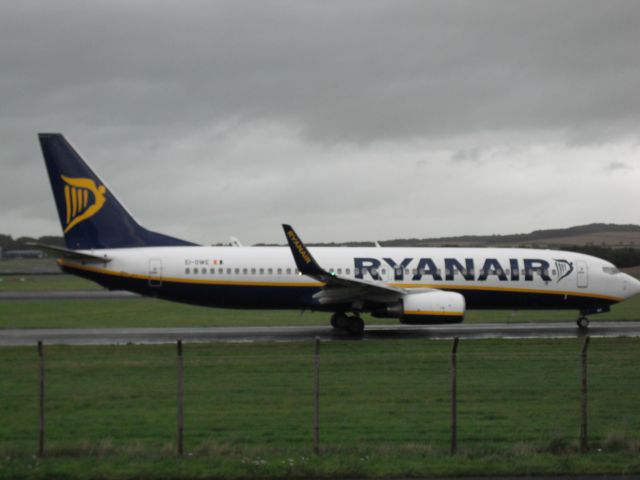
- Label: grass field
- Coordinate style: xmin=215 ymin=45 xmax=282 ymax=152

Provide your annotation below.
xmin=0 ymin=274 xmax=101 ymax=291
xmin=0 ymin=258 xmax=60 ymax=274
xmin=0 ymin=338 xmax=639 ymax=478
xmin=1 ymin=273 xmax=640 ymax=329
xmin=1 ymin=295 xmax=639 ymax=330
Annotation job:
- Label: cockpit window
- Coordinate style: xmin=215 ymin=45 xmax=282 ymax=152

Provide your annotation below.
xmin=602 ymin=266 xmax=619 ymax=275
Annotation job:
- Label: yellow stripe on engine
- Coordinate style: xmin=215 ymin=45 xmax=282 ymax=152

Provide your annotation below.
xmin=404 ymin=310 xmax=464 ymax=316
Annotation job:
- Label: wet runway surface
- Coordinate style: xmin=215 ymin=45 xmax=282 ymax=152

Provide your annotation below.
xmin=1 ymin=321 xmax=639 ymax=346
xmin=0 ymin=290 xmax=138 ymax=300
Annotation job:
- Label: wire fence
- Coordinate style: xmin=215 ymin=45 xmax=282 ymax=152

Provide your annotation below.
xmin=0 ymin=337 xmax=639 ymax=457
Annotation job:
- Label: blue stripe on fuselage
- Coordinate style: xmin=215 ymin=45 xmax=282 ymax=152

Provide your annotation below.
xmin=61 ymin=264 xmax=615 ymax=312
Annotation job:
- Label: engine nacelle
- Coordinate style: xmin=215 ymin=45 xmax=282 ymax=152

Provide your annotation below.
xmin=400 ymin=290 xmax=466 ymax=324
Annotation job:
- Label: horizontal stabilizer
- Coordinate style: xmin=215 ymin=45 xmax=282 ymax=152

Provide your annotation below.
xmin=27 ymin=243 xmax=111 ymax=263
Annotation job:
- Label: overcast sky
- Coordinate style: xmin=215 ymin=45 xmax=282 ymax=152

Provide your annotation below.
xmin=1 ymin=1 xmax=639 ymax=244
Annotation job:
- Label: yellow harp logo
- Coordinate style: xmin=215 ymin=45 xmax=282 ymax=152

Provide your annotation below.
xmin=61 ymin=175 xmax=107 ymax=233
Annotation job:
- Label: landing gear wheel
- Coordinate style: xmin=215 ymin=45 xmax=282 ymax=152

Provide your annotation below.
xmin=577 ymin=316 xmax=590 ymax=329
xmin=330 ymin=312 xmax=348 ymax=329
xmin=346 ymin=316 xmax=365 ymax=336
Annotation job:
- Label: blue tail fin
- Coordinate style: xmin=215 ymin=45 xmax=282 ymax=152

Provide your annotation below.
xmin=39 ymin=133 xmax=197 ymax=249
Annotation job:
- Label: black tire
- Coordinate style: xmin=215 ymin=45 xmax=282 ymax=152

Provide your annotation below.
xmin=346 ymin=316 xmax=365 ymax=335
xmin=577 ymin=316 xmax=590 ymax=329
xmin=330 ymin=312 xmax=347 ymax=329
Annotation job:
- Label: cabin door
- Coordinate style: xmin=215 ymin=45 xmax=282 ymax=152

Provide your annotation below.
xmin=576 ymin=261 xmax=588 ymax=288
xmin=148 ymin=258 xmax=163 ymax=287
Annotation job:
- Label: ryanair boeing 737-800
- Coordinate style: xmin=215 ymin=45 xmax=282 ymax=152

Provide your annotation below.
xmin=35 ymin=133 xmax=640 ymax=335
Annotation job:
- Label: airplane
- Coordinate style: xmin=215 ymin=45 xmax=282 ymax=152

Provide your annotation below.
xmin=35 ymin=133 xmax=640 ymax=335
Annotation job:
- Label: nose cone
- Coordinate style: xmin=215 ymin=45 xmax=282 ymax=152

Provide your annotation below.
xmin=622 ymin=273 xmax=640 ymax=299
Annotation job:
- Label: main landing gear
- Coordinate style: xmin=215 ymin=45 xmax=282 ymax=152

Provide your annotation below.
xmin=330 ymin=312 xmax=365 ymax=336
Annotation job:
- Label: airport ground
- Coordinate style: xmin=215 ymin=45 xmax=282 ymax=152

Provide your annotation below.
xmin=2 ymin=273 xmax=640 ymax=329
xmin=1 ymin=273 xmax=640 ymax=478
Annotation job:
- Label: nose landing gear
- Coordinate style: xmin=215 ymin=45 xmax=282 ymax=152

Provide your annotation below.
xmin=576 ymin=316 xmax=590 ymax=329
xmin=576 ymin=306 xmax=610 ymax=330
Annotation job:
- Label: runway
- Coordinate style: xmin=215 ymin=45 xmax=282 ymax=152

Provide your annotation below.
xmin=0 ymin=290 xmax=138 ymax=300
xmin=1 ymin=321 xmax=639 ymax=345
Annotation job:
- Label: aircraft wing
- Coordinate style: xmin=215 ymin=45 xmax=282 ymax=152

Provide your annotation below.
xmin=282 ymin=224 xmax=410 ymax=305
xmin=27 ymin=243 xmax=112 ymax=263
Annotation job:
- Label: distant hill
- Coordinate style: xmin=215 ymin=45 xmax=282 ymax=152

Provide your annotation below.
xmin=0 ymin=234 xmax=64 ymax=253
xmin=2 ymin=223 xmax=640 ymax=269
xmin=378 ymin=223 xmax=640 ymax=248
xmin=3 ymin=223 xmax=640 ymax=250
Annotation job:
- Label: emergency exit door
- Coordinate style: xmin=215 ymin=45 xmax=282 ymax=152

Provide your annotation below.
xmin=148 ymin=258 xmax=163 ymax=287
xmin=576 ymin=261 xmax=588 ymax=288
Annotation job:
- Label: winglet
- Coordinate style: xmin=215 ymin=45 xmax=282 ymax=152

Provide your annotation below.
xmin=282 ymin=224 xmax=327 ymax=277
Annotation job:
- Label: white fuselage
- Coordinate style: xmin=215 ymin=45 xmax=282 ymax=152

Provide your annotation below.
xmin=60 ymin=246 xmax=640 ymax=313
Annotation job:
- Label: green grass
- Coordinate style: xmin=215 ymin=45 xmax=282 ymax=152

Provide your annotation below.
xmin=1 ymin=294 xmax=639 ymax=329
xmin=1 ymin=273 xmax=639 ymax=329
xmin=0 ymin=258 xmax=59 ymax=273
xmin=1 ymin=338 xmax=639 ymax=478
xmin=0 ymin=274 xmax=101 ymax=291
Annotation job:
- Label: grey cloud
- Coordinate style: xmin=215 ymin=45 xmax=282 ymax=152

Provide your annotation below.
xmin=605 ymin=161 xmax=630 ymax=171
xmin=2 ymin=1 xmax=640 ymax=144
xmin=451 ymin=148 xmax=482 ymax=163
xmin=1 ymin=1 xmax=640 ymax=242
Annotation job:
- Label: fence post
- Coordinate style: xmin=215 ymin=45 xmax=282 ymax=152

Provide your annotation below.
xmin=177 ymin=339 xmax=184 ymax=456
xmin=313 ymin=337 xmax=320 ymax=455
xmin=450 ymin=337 xmax=459 ymax=455
xmin=580 ymin=336 xmax=590 ymax=453
xmin=37 ymin=341 xmax=45 ymax=458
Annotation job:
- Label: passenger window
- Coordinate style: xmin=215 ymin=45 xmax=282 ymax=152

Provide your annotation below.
xmin=259 ymin=268 xmax=264 ymax=275
xmin=210 ymin=268 xmax=215 ymax=274
xmin=268 ymin=268 xmax=273 ymax=275
xmin=227 ymin=268 xmax=232 ymax=274
xmin=194 ymin=268 xmax=199 ymax=274
xmin=219 ymin=268 xmax=224 ymax=274
xmin=337 ymin=268 xmax=342 ymax=275
xmin=185 ymin=268 xmax=190 ymax=274
xmin=202 ymin=269 xmax=207 ymax=275
xmin=295 ymin=268 xmax=300 ymax=275
xmin=286 ymin=268 xmax=291 ymax=274
xmin=277 ymin=268 xmax=282 ymax=275
xmin=345 ymin=268 xmax=351 ymax=275
xmin=243 ymin=268 xmax=248 ymax=274
xmin=251 ymin=268 xmax=256 ymax=275
xmin=235 ymin=268 xmax=240 ymax=274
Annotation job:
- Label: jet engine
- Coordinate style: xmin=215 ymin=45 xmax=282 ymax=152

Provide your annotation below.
xmin=372 ymin=290 xmax=466 ymax=324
